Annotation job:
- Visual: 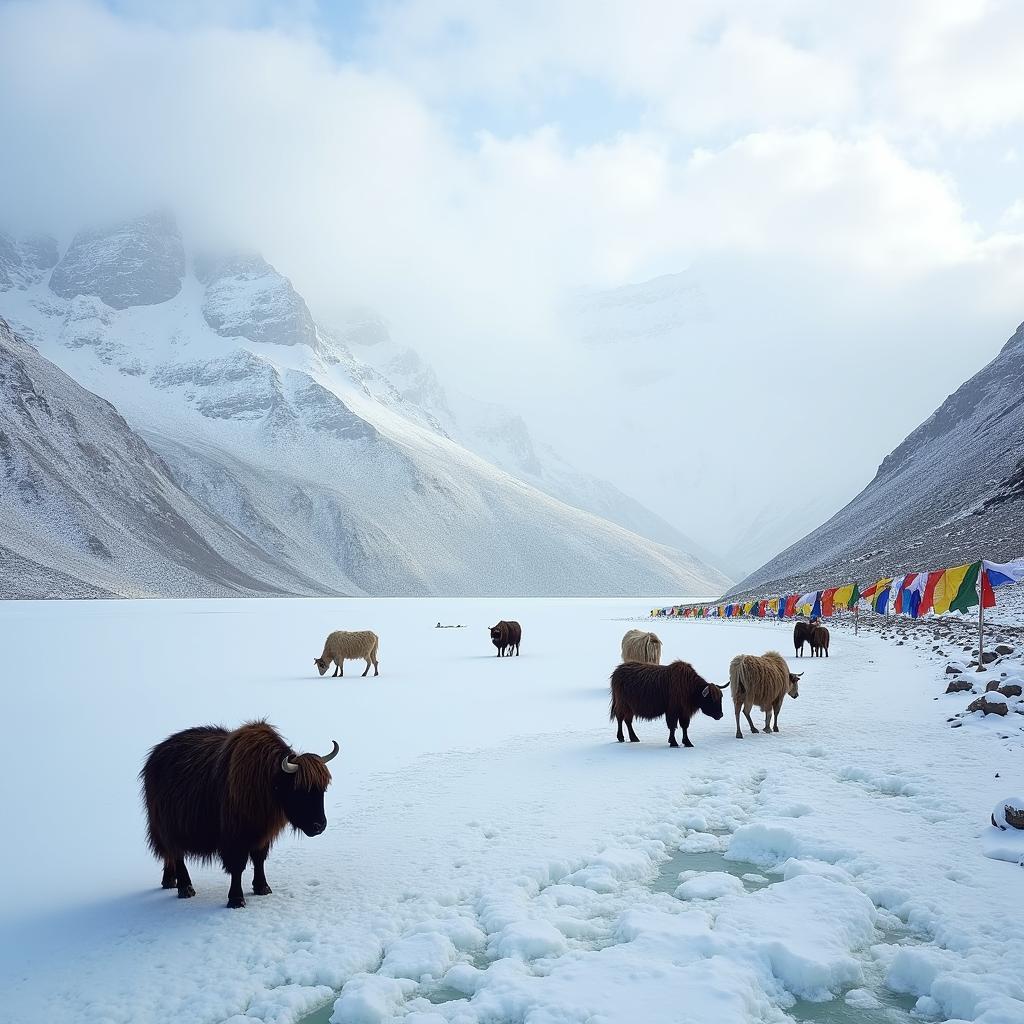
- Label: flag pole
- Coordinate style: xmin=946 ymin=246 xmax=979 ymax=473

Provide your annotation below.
xmin=978 ymin=564 xmax=985 ymax=663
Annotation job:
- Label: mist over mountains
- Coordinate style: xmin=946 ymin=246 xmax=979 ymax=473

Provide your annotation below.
xmin=0 ymin=213 xmax=730 ymax=599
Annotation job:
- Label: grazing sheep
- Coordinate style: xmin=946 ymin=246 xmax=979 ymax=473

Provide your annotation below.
xmin=729 ymin=651 xmax=801 ymax=739
xmin=810 ymin=625 xmax=830 ymax=658
xmin=620 ymin=629 xmax=662 ymax=665
xmin=314 ymin=630 xmax=379 ymax=677
xmin=609 ymin=660 xmax=725 ymax=748
xmin=490 ymin=620 xmax=522 ymax=657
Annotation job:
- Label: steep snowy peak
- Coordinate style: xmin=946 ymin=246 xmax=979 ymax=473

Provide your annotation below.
xmin=727 ymin=318 xmax=1024 ymax=599
xmin=196 ymin=251 xmax=318 ymax=349
xmin=572 ymin=271 xmax=709 ymax=347
xmin=48 ymin=211 xmax=185 ymax=309
xmin=0 ymin=232 xmax=58 ymax=290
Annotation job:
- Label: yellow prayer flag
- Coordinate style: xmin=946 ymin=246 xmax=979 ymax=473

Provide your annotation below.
xmin=932 ymin=564 xmax=971 ymax=616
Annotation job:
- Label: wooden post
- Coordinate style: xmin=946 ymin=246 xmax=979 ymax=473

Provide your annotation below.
xmin=855 ymin=605 xmax=859 ymax=636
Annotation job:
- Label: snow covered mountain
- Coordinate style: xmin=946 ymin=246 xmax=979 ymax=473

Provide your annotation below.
xmin=726 ymin=319 xmax=1024 ymax=599
xmin=0 ymin=317 xmax=324 ymax=598
xmin=0 ymin=214 xmax=730 ymax=598
xmin=336 ymin=310 xmax=724 ymax=564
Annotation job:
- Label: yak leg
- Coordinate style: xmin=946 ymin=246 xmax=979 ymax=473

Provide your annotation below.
xmin=772 ymin=697 xmax=783 ymax=732
xmin=681 ymin=718 xmax=695 ymax=748
xmin=332 ymin=660 xmax=340 ymax=677
xmin=175 ymin=857 xmax=195 ymax=899
xmin=251 ymin=844 xmax=272 ymax=896
xmin=372 ymin=653 xmax=379 ymax=676
xmin=515 ymin=643 xmax=520 ymax=656
xmin=666 ymin=714 xmax=679 ymax=748
xmin=362 ymin=658 xmax=371 ymax=677
xmin=625 ymin=713 xmax=640 ymax=742
xmin=222 ymin=848 xmax=249 ymax=908
xmin=161 ymin=857 xmax=177 ymax=889
xmin=743 ymin=701 xmax=759 ymax=734
xmin=616 ymin=713 xmax=625 ymax=743
xmin=734 ymin=703 xmax=744 ymax=739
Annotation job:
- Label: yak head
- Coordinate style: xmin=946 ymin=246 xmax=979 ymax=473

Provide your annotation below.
xmin=787 ymin=672 xmax=802 ymax=699
xmin=698 ymin=681 xmax=725 ymax=720
xmin=313 ymin=656 xmax=329 ymax=676
xmin=489 ymin=625 xmax=502 ymax=642
xmin=276 ymin=742 xmax=339 ymax=836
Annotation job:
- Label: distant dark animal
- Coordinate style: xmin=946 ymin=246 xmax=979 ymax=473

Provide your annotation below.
xmin=621 ymin=629 xmax=662 ymax=665
xmin=810 ymin=625 xmax=830 ymax=658
xmin=729 ymin=651 xmax=801 ymax=739
xmin=315 ymin=629 xmax=379 ymax=677
xmin=793 ymin=620 xmax=816 ymax=657
xmin=609 ymin=660 xmax=725 ymax=748
xmin=490 ymin=620 xmax=521 ymax=657
xmin=141 ymin=721 xmax=338 ymax=908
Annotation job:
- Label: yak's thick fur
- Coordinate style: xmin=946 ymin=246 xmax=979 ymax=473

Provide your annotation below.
xmin=315 ymin=629 xmax=379 ymax=677
xmin=609 ymin=660 xmax=724 ymax=748
xmin=729 ymin=651 xmax=801 ymax=739
xmin=793 ymin=620 xmax=817 ymax=657
xmin=141 ymin=721 xmax=336 ymax=908
xmin=620 ymin=629 xmax=662 ymax=665
xmin=490 ymin=620 xmax=522 ymax=657
xmin=810 ymin=625 xmax=830 ymax=658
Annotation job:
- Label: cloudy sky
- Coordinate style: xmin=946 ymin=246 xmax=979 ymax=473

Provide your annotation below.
xmin=2 ymin=0 xmax=1023 ymax=574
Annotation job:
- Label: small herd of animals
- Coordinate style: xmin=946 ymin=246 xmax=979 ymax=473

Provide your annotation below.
xmin=140 ymin=617 xmax=823 ymax=907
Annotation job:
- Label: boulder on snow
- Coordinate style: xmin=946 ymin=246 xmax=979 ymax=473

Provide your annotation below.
xmin=981 ymin=651 xmax=999 ymax=665
xmin=991 ymin=798 xmax=1024 ymax=830
xmin=967 ymin=695 xmax=1009 ymax=717
xmin=946 ymin=680 xmax=973 ymax=694
xmin=986 ymin=680 xmax=1001 ymax=692
xmin=998 ymin=683 xmax=1023 ymax=697
xmin=945 ymin=664 xmax=965 ymax=675
xmin=994 ymin=644 xmax=1015 ymax=657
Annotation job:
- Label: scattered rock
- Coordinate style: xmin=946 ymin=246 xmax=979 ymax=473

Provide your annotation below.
xmin=986 ymin=680 xmax=1001 ymax=692
xmin=991 ymin=798 xmax=1024 ymax=830
xmin=995 ymin=644 xmax=1015 ymax=656
xmin=946 ymin=664 xmax=964 ymax=675
xmin=950 ymin=721 xmax=963 ymax=728
xmin=998 ymin=684 xmax=1023 ymax=697
xmin=967 ymin=695 xmax=1009 ymax=717
xmin=981 ymin=651 xmax=999 ymax=665
xmin=946 ymin=680 xmax=974 ymax=693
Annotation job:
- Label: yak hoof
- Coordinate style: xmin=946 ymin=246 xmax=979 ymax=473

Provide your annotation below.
xmin=617 ymin=736 xmax=625 ymax=743
xmin=668 ymin=739 xmax=679 ymax=747
xmin=735 ymin=732 xmax=743 ymax=739
xmin=161 ymin=877 xmax=177 ymax=890
xmin=253 ymin=883 xmax=273 ymax=896
xmin=750 ymin=727 xmax=759 ymax=734
xmin=227 ymin=895 xmax=246 ymax=909
xmin=177 ymin=885 xmax=195 ymax=899
xmin=629 ymin=736 xmax=640 ymax=743
xmin=772 ymin=726 xmax=779 ymax=733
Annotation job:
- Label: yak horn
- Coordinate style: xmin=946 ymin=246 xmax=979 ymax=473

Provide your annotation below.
xmin=719 ymin=681 xmax=730 ymax=688
xmin=320 ymin=740 xmax=340 ymax=762
xmin=281 ymin=754 xmax=299 ymax=774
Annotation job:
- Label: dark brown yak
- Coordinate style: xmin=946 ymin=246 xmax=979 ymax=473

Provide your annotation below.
xmin=609 ymin=660 xmax=725 ymax=748
xmin=490 ymin=620 xmax=522 ymax=657
xmin=141 ymin=720 xmax=338 ymax=908
xmin=810 ymin=625 xmax=830 ymax=658
xmin=793 ymin=620 xmax=817 ymax=657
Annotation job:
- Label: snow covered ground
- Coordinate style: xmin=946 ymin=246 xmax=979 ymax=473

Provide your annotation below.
xmin=2 ymin=598 xmax=1023 ymax=1024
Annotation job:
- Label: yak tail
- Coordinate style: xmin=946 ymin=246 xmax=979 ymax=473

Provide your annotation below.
xmin=608 ymin=683 xmax=618 ymax=721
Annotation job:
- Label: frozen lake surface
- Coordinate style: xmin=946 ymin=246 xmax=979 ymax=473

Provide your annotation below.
xmin=1 ymin=597 xmax=1022 ymax=1023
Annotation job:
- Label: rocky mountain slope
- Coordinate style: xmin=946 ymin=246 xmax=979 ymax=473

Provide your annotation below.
xmin=0 ymin=215 xmax=729 ymax=598
xmin=727 ymin=319 xmax=1024 ymax=599
xmin=0 ymin=318 xmax=323 ymax=598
